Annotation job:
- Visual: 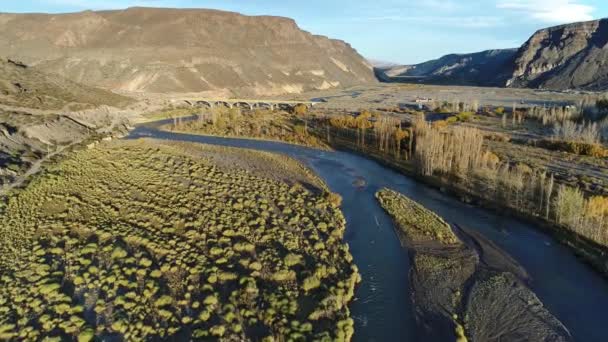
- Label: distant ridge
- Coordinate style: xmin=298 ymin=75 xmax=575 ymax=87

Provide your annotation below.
xmin=375 ymin=49 xmax=517 ymax=87
xmin=377 ymin=18 xmax=608 ymax=91
xmin=0 ymin=7 xmax=376 ymax=96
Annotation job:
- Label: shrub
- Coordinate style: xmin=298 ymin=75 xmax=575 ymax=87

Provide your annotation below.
xmin=554 ymin=185 xmax=585 ymax=228
xmin=455 ymin=112 xmax=474 ymax=122
xmin=294 ymin=124 xmax=307 ymax=136
xmin=77 ymin=328 xmax=95 ymax=342
xmin=111 ymin=247 xmax=127 ymax=260
xmin=210 ymin=325 xmax=226 ymax=337
xmin=539 ymin=139 xmax=608 ymax=157
xmin=432 ymin=120 xmax=449 ymax=129
xmin=552 ymin=121 xmax=600 ymax=144
xmin=302 ymin=275 xmax=321 ymax=291
xmin=293 ymin=104 xmax=308 ymax=116
xmin=284 ymin=253 xmax=302 ymax=267
xmin=272 ymin=269 xmax=296 ymax=282
xmin=586 ymin=196 xmax=608 ymax=219
xmin=325 ymin=192 xmax=343 ymax=207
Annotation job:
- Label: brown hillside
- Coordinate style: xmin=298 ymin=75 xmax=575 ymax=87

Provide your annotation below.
xmin=0 ymin=7 xmax=376 ymax=95
xmin=0 ymin=58 xmax=133 ymax=110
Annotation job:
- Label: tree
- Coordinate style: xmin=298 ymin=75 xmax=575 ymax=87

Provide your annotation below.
xmin=293 ymin=104 xmax=308 ymax=116
xmin=554 ymin=185 xmax=584 ymax=228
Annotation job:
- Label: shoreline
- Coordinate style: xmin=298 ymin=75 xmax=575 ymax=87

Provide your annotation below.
xmin=327 ymin=136 xmax=608 ymax=278
xmin=152 ymin=123 xmax=608 ymax=279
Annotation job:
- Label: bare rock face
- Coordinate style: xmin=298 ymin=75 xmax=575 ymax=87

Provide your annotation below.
xmin=0 ymin=7 xmax=375 ymax=96
xmin=507 ymin=19 xmax=608 ymax=90
xmin=378 ymin=18 xmax=608 ymax=91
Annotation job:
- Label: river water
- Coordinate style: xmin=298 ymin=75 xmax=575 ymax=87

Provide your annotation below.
xmin=129 ymin=121 xmax=608 ymax=342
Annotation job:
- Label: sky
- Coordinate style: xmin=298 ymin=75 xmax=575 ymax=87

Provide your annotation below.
xmin=2 ymin=0 xmax=608 ymax=64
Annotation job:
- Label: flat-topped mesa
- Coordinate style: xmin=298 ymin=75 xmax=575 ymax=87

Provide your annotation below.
xmin=0 ymin=7 xmax=376 ymax=95
xmin=375 ymin=188 xmax=461 ymax=246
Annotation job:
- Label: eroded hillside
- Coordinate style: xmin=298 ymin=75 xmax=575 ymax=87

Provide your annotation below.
xmin=0 ymin=58 xmax=135 ymax=188
xmin=0 ymin=7 xmax=376 ymax=96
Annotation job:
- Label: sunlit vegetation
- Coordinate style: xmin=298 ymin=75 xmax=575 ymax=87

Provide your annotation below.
xmin=324 ymin=111 xmax=608 ymax=250
xmin=0 ymin=139 xmax=360 ymax=341
xmin=376 ymin=188 xmax=459 ymax=245
xmin=409 ymin=116 xmax=608 ymax=247
xmin=166 ymin=106 xmax=329 ymax=149
xmin=155 ymin=105 xmax=608 ymax=272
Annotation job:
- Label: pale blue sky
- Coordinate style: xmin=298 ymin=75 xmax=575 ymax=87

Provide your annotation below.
xmin=2 ymin=0 xmax=607 ymax=64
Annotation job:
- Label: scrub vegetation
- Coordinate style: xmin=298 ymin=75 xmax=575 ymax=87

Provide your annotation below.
xmin=375 ymin=188 xmax=459 ymax=245
xmin=0 ymin=139 xmax=359 ymax=341
xmin=166 ymin=106 xmax=329 ymax=149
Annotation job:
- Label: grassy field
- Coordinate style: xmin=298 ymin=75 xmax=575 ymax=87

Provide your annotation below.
xmin=0 ymin=139 xmax=359 ymax=341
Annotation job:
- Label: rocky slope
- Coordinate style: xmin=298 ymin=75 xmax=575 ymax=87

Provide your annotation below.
xmin=379 ymin=18 xmax=608 ymax=90
xmin=0 ymin=58 xmax=133 ymax=110
xmin=375 ymin=49 xmax=517 ymax=86
xmin=507 ymin=18 xmax=608 ymax=90
xmin=0 ymin=57 xmax=134 ymax=188
xmin=0 ymin=7 xmax=375 ymax=96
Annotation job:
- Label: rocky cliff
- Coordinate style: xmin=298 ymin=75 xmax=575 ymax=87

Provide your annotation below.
xmin=507 ymin=18 xmax=608 ymax=90
xmin=378 ymin=18 xmax=608 ymax=91
xmin=0 ymin=7 xmax=375 ymax=96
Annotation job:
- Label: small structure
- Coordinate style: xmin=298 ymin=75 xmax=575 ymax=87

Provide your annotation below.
xmin=415 ymin=97 xmax=433 ymax=103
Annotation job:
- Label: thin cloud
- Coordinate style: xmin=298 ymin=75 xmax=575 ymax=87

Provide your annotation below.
xmin=497 ymin=0 xmax=595 ymax=23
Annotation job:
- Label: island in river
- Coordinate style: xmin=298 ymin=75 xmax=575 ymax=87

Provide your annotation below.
xmin=376 ymin=188 xmax=572 ymax=342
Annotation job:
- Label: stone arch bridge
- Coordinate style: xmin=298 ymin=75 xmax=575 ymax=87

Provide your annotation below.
xmin=181 ymin=99 xmax=319 ymax=111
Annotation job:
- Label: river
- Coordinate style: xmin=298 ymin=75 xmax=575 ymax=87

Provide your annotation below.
xmin=129 ymin=120 xmax=608 ymax=342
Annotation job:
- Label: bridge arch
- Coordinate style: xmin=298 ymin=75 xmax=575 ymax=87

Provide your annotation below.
xmin=256 ymin=102 xmax=275 ymax=111
xmin=277 ymin=103 xmax=295 ymax=111
xmin=215 ymin=101 xmax=233 ymax=109
xmin=234 ymin=102 xmax=254 ymax=111
xmin=196 ymin=100 xmax=213 ymax=108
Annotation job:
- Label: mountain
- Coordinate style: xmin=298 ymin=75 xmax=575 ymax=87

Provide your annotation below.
xmin=0 ymin=58 xmax=133 ymax=110
xmin=375 ymin=49 xmax=517 ymax=86
xmin=0 ymin=7 xmax=375 ymax=96
xmin=506 ymin=18 xmax=608 ymax=90
xmin=378 ymin=18 xmax=608 ymax=91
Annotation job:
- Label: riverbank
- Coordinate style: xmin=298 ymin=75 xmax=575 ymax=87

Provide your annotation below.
xmin=132 ymin=122 xmax=608 ymax=341
xmin=159 ymin=117 xmax=608 ymax=278
xmin=376 ymin=188 xmax=572 ymax=341
xmin=325 ymin=133 xmax=608 ymax=278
